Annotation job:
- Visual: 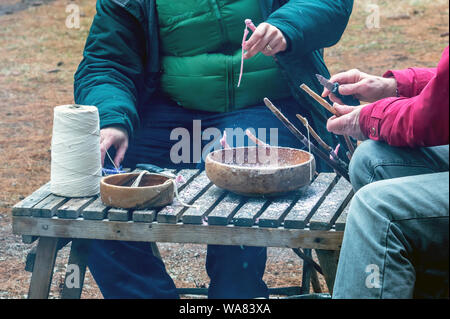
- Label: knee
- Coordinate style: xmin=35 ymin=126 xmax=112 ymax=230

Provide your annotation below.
xmin=349 ymin=140 xmax=381 ymax=191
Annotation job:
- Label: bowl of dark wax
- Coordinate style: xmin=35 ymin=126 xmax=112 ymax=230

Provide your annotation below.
xmin=100 ymin=172 xmax=174 ymax=209
xmin=205 ymin=146 xmax=315 ymax=196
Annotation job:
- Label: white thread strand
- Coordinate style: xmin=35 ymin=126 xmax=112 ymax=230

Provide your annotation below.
xmin=304 ymin=118 xmax=313 ymax=182
xmin=50 ymin=105 xmax=102 ymax=197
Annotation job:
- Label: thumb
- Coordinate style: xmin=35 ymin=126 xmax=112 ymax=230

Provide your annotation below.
xmin=114 ymin=141 xmax=128 ymax=168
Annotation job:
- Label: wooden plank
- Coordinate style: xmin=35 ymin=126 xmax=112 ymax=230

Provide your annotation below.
xmin=32 ymin=194 xmax=68 ymax=218
xmin=181 ymin=185 xmax=226 ymax=224
xmin=28 ymin=237 xmax=59 ymax=299
xmin=57 ymin=197 xmax=96 ymax=219
xmin=107 ymin=208 xmax=132 ymax=221
xmin=132 ymin=169 xmax=199 ymax=223
xmin=206 ymin=192 xmax=244 ymax=226
xmin=335 ymin=204 xmax=351 ymax=231
xmin=12 ymin=183 xmax=51 ymax=216
xmin=231 ymin=197 xmax=268 ymax=227
xmin=157 ymin=171 xmax=211 ymax=223
xmin=13 ymin=217 xmax=344 ymax=250
xmin=132 ymin=209 xmax=157 ymax=223
xmin=82 ymin=197 xmax=109 ymax=220
xmin=309 ymin=177 xmax=354 ymax=230
xmin=257 ymin=193 xmax=299 ymax=228
xmin=283 ymin=173 xmax=337 ymax=229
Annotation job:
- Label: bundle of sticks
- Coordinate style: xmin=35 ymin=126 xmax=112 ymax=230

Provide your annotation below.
xmin=263 ymin=84 xmax=354 ymax=181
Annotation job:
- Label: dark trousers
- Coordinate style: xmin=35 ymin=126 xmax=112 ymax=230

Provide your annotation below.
xmin=88 ymin=95 xmax=315 ymax=298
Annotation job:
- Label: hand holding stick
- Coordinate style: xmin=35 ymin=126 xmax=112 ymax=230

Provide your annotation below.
xmin=263 ymin=98 xmax=350 ymax=181
xmin=300 ymin=83 xmax=356 ymax=158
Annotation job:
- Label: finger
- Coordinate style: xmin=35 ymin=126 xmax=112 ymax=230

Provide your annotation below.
xmin=333 ymin=103 xmax=355 ymax=116
xmin=329 ymin=69 xmax=362 ymax=85
xmin=244 ymin=29 xmax=272 ymax=59
xmin=327 ymin=115 xmax=349 ymax=136
xmin=254 ymin=28 xmax=276 ymax=53
xmin=244 ymin=23 xmax=268 ymax=50
xmin=322 ymin=88 xmax=331 ymax=98
xmin=328 ymin=93 xmax=344 ymax=105
xmin=114 ymin=141 xmax=128 ymax=168
xmin=337 ymin=82 xmax=363 ymax=96
xmin=265 ymin=37 xmax=283 ymax=56
xmin=100 ymin=137 xmax=114 ymax=167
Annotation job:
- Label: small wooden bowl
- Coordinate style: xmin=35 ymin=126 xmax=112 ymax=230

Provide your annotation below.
xmin=205 ymin=147 xmax=315 ymax=196
xmin=100 ymin=173 xmax=174 ymax=209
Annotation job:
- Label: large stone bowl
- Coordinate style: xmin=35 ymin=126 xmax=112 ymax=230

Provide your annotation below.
xmin=100 ymin=173 xmax=174 ymax=209
xmin=205 ymin=146 xmax=315 ymax=197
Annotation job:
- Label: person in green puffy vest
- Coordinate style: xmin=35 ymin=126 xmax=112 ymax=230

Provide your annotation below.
xmin=74 ymin=0 xmax=354 ymax=299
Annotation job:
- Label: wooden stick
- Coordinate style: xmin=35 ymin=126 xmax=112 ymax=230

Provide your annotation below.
xmin=296 ymin=114 xmax=333 ymax=153
xmin=263 ymin=98 xmax=350 ymax=181
xmin=343 ymin=135 xmax=355 ymax=159
xmin=300 ymin=84 xmax=356 ymax=157
xmin=300 ymin=84 xmax=338 ymax=116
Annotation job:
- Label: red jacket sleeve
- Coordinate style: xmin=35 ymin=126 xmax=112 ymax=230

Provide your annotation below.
xmin=359 ymin=46 xmax=449 ymax=147
xmin=384 ymin=67 xmax=437 ymax=98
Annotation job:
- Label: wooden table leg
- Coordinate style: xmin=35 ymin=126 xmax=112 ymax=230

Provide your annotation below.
xmin=61 ymin=239 xmax=90 ymax=299
xmin=300 ymin=249 xmax=312 ymax=294
xmin=315 ymin=249 xmax=340 ymax=295
xmin=310 ymin=269 xmax=322 ymax=293
xmin=28 ymin=237 xmax=59 ymax=299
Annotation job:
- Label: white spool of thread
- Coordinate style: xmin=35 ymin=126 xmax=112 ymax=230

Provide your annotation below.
xmin=50 ymin=105 xmax=102 ymax=197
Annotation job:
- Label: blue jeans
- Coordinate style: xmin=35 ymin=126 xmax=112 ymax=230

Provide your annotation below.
xmin=88 ymin=95 xmax=315 ymax=299
xmin=333 ymin=140 xmax=449 ymax=299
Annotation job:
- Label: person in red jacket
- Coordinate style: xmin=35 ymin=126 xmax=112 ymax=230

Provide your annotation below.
xmin=324 ymin=46 xmax=449 ymax=298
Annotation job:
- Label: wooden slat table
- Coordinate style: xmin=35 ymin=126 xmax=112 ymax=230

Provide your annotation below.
xmin=12 ymin=169 xmax=354 ymax=299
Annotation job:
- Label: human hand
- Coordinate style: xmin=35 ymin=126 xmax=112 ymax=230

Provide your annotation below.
xmin=243 ymin=23 xmax=287 ymax=59
xmin=326 ymin=104 xmax=368 ymax=141
xmin=322 ymin=69 xmax=397 ymax=103
xmin=100 ymin=126 xmax=129 ymax=168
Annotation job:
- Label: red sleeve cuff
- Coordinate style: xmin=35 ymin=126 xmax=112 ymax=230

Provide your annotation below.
xmin=383 ymin=69 xmax=413 ymax=98
xmin=359 ymin=103 xmax=380 ymax=141
xmin=359 ymin=97 xmax=399 ymax=141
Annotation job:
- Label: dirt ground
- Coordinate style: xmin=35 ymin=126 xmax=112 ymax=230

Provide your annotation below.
xmin=0 ymin=0 xmax=448 ymax=299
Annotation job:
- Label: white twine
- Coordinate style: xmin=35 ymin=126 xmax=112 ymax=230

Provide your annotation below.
xmin=50 ymin=105 xmax=102 ymax=197
xmin=304 ymin=117 xmax=313 ymax=182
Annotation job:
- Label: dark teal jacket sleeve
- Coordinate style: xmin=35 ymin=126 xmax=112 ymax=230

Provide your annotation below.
xmin=74 ymin=0 xmax=146 ymax=138
xmin=266 ymin=0 xmax=353 ymax=57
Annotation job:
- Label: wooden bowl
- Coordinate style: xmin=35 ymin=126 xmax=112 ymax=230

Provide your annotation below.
xmin=100 ymin=173 xmax=174 ymax=209
xmin=205 ymin=147 xmax=315 ymax=196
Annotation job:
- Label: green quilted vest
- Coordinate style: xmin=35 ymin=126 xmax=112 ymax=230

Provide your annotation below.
xmin=156 ymin=0 xmax=291 ymax=112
